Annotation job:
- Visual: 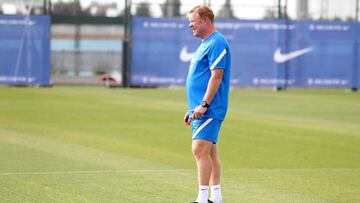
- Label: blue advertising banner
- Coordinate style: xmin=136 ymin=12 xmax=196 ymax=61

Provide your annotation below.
xmin=131 ymin=17 xmax=360 ymax=88
xmin=0 ymin=15 xmax=51 ymax=86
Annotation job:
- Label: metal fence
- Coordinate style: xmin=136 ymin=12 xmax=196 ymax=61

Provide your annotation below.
xmin=1 ymin=0 xmax=359 ymax=86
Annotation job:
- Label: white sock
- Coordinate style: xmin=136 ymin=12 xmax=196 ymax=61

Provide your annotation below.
xmin=210 ymin=185 xmax=222 ymax=203
xmin=196 ymin=185 xmax=209 ymax=203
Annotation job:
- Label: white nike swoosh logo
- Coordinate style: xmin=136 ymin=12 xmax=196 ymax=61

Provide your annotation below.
xmin=179 ymin=46 xmax=195 ymax=62
xmin=28 ymin=77 xmax=36 ymax=83
xmin=274 ymin=47 xmax=313 ymax=63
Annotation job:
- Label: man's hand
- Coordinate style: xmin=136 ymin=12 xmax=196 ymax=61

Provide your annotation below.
xmin=193 ymin=105 xmax=208 ymax=119
xmin=184 ymin=111 xmax=192 ymax=126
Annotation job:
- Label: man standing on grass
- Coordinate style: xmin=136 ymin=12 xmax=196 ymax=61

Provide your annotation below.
xmin=184 ymin=4 xmax=231 ymax=203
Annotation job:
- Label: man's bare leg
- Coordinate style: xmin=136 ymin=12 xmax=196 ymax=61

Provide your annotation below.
xmin=209 ymin=144 xmax=222 ymax=203
xmin=192 ymin=139 xmax=213 ymax=203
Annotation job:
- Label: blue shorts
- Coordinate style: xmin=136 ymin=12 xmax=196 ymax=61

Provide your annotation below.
xmin=191 ymin=117 xmax=222 ymax=144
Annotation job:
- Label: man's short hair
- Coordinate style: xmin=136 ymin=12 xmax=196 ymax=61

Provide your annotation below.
xmin=188 ymin=5 xmax=215 ymax=24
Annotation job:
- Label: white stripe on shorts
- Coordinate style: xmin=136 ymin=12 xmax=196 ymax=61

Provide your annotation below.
xmin=192 ymin=118 xmax=214 ymax=139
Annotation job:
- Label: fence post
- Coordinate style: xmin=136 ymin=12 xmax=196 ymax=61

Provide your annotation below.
xmin=275 ymin=0 xmax=289 ymax=91
xmin=352 ymin=0 xmax=359 ymax=91
xmin=122 ymin=0 xmax=131 ymax=87
xmin=352 ymin=27 xmax=359 ymax=92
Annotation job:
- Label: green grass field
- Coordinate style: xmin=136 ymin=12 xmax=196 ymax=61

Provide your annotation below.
xmin=0 ymin=86 xmax=360 ymax=202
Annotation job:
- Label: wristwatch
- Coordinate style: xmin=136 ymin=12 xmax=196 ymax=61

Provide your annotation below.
xmin=200 ymin=101 xmax=210 ymax=108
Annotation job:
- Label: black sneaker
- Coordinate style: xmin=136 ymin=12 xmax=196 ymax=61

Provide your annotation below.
xmin=189 ymin=201 xmax=214 ymax=203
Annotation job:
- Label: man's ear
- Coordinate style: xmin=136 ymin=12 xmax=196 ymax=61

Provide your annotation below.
xmin=199 ymin=17 xmax=208 ymax=24
xmin=203 ymin=17 xmax=209 ymax=25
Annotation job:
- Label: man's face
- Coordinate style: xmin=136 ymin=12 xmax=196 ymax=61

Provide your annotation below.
xmin=188 ymin=12 xmax=205 ymax=38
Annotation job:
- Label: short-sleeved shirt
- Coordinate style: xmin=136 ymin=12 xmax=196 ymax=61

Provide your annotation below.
xmin=186 ymin=31 xmax=231 ymax=120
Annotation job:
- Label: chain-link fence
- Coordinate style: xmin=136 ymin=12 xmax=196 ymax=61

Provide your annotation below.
xmin=1 ymin=0 xmax=359 ymax=85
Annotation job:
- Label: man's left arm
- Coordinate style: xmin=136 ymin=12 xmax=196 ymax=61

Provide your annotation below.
xmin=192 ymin=68 xmax=224 ymax=119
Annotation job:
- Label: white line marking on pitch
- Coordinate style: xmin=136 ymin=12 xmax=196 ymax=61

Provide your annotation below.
xmin=1 ymin=168 xmax=359 ymax=176
xmin=0 ymin=169 xmax=195 ymax=176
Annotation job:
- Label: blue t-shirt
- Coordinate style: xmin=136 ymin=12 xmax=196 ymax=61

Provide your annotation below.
xmin=186 ymin=31 xmax=231 ymax=120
